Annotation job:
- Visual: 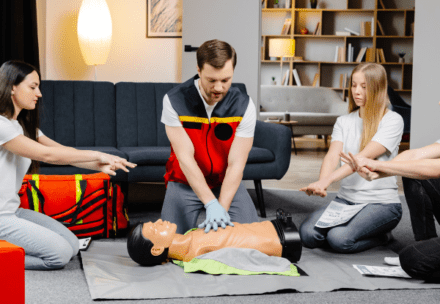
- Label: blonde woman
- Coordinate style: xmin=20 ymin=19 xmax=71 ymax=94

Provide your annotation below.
xmin=298 ymin=63 xmax=404 ymax=253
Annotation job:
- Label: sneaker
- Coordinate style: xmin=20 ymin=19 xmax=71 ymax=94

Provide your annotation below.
xmin=384 ymin=257 xmax=401 ymax=266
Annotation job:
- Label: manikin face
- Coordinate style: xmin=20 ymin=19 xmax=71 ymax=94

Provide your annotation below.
xmin=11 ymin=71 xmax=42 ymax=119
xmin=142 ymin=219 xmax=177 ymax=256
xmin=351 ymin=71 xmax=367 ymax=108
xmin=197 ymin=59 xmax=234 ymax=106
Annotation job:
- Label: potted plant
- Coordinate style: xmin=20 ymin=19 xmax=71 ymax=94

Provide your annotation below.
xmin=310 ymin=0 xmax=318 ymax=9
xmin=273 ymin=0 xmax=279 ymax=8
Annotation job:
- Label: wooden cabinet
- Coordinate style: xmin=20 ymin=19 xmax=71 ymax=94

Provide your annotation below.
xmin=261 ymin=0 xmax=415 ymax=103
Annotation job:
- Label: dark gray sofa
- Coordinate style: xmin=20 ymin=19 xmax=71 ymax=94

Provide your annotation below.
xmin=38 ymin=80 xmax=291 ymax=217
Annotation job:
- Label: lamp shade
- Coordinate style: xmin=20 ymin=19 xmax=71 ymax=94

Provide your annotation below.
xmin=77 ymin=0 xmax=112 ymax=65
xmin=269 ymin=39 xmax=295 ymax=58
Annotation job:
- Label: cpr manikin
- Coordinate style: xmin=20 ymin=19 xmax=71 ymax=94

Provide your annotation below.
xmin=127 ymin=210 xmax=302 ymax=266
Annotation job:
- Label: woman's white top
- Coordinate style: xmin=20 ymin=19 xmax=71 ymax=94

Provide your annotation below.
xmin=0 ymin=115 xmax=43 ymax=214
xmin=331 ymin=109 xmax=404 ymax=204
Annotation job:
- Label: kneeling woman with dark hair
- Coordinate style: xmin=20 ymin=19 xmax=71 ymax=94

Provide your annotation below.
xmin=0 ymin=60 xmax=136 ymax=270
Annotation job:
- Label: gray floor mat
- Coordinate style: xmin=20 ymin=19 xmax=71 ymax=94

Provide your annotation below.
xmin=81 ymin=241 xmax=440 ymax=300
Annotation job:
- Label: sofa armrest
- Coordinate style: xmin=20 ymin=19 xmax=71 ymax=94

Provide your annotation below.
xmin=251 ymin=120 xmax=292 ymax=179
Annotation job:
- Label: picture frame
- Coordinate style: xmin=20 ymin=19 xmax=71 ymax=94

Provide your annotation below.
xmin=147 ymin=0 xmax=182 ymax=38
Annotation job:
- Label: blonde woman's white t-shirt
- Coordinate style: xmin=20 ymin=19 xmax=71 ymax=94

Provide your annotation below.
xmin=331 ymin=110 xmax=404 ymax=204
xmin=0 ymin=115 xmax=43 ymax=214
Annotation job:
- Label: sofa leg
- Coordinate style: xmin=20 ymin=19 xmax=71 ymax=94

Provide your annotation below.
xmin=324 ymin=135 xmax=329 ymax=148
xmin=253 ymin=180 xmax=266 ymax=218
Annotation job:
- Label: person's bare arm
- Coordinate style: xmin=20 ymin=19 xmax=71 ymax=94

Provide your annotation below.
xmin=218 ymin=136 xmax=253 ymax=211
xmin=301 ymin=141 xmax=388 ymax=197
xmin=300 ymin=140 xmax=343 ymax=197
xmin=165 ymin=125 xmax=216 ymax=204
xmin=4 ymin=134 xmax=103 ymax=165
xmin=341 ymin=143 xmax=440 ymax=180
xmin=36 ymin=135 xmax=136 ymax=175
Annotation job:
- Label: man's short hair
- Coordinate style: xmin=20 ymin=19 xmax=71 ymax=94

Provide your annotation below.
xmin=196 ymin=39 xmax=237 ymax=70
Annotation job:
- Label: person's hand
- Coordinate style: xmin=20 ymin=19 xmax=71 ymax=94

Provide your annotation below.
xmin=299 ymin=180 xmax=329 ymax=197
xmin=97 ymin=153 xmax=137 ymax=176
xmin=356 ymin=166 xmax=381 ymax=181
xmin=198 ymin=199 xmax=234 ymax=233
xmin=340 ymin=152 xmax=377 ymax=172
xmin=340 ymin=152 xmax=379 ymax=181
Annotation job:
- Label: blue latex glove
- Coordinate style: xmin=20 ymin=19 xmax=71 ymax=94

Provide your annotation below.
xmin=198 ymin=199 xmax=234 ymax=233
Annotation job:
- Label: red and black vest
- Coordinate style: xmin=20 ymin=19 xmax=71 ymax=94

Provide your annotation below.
xmin=164 ymin=75 xmax=249 ymax=189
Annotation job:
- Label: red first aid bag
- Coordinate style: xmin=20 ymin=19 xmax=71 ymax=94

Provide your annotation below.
xmin=18 ymin=173 xmax=129 ymax=239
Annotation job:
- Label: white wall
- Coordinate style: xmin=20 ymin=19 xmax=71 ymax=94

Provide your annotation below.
xmin=410 ymin=0 xmax=440 ymax=148
xmin=41 ymin=0 xmax=182 ymax=83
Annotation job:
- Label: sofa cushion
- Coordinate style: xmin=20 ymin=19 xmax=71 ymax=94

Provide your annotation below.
xmin=260 ymin=85 xmax=347 ymax=114
xmin=119 ymin=147 xmax=171 ymax=165
xmin=39 ymin=147 xmax=127 ymax=167
xmin=247 ymin=147 xmax=274 ymax=164
xmin=39 ymin=81 xmax=116 ymax=147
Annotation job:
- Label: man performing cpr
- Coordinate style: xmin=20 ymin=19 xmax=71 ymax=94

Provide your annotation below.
xmin=161 ymin=39 xmax=259 ymax=234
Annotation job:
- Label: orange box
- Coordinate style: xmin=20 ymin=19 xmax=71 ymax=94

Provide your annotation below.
xmin=0 ymin=241 xmax=25 ymax=304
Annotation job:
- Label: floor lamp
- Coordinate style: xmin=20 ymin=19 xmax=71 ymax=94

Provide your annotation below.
xmin=269 ymin=39 xmax=295 ymax=85
xmin=77 ymin=0 xmax=113 ymax=81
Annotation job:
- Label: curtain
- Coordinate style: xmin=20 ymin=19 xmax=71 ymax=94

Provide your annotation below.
xmin=0 ymin=0 xmax=40 ymax=69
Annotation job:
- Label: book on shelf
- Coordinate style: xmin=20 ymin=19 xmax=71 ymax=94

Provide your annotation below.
xmin=360 ymin=21 xmax=371 ymax=36
xmin=335 ymin=31 xmax=351 ymax=36
xmin=338 ymin=47 xmax=346 ymax=63
xmin=292 ymin=69 xmax=302 ymax=86
xmin=312 ymin=73 xmax=320 ymax=87
xmin=341 ymin=73 xmax=348 ymax=100
xmin=379 ymin=0 xmax=386 ymax=9
xmin=334 ymin=46 xmax=340 ymax=62
xmin=344 ymin=27 xmax=360 ymax=36
xmin=313 ymin=22 xmax=321 ymax=35
xmin=282 ymin=69 xmax=290 ymax=86
xmin=267 ymin=117 xmax=281 ymax=122
xmin=377 ymin=48 xmax=386 ymax=63
xmin=377 ymin=20 xmax=385 ymax=35
xmin=281 ymin=18 xmax=291 ymax=35
xmin=356 ymin=47 xmax=367 ymax=62
xmin=347 ymin=43 xmax=354 ymax=62
xmin=365 ymin=47 xmax=375 ymax=62
xmin=371 ymin=17 xmax=375 ymax=36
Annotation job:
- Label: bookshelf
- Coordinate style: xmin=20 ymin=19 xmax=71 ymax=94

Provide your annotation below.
xmin=261 ymin=0 xmax=415 ymax=104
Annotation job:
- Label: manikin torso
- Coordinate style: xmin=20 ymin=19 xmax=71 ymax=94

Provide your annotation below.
xmin=168 ymin=221 xmax=282 ymax=262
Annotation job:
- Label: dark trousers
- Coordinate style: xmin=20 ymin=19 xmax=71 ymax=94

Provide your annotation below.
xmin=400 ymin=237 xmax=440 ymax=281
xmin=402 ymin=177 xmax=440 ymax=241
xmin=400 ymin=177 xmax=440 ymax=280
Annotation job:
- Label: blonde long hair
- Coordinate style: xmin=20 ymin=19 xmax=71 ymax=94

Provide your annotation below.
xmin=348 ymin=63 xmax=389 ymax=151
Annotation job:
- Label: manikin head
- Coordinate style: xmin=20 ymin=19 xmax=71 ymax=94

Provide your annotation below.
xmin=127 ymin=219 xmax=177 ymax=266
xmin=196 ymin=39 xmax=237 ymax=105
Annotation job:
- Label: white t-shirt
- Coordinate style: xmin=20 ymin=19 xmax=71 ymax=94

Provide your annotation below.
xmin=331 ymin=110 xmax=404 ymax=204
xmin=0 ymin=115 xmax=43 ymax=214
xmin=161 ymin=79 xmax=256 ymax=138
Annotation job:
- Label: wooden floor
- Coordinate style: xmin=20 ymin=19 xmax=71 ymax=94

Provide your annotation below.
xmin=260 ymin=136 xmax=409 ymax=194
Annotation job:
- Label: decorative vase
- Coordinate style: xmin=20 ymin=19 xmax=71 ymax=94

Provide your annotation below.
xmin=310 ymin=0 xmax=318 ymax=9
xmin=273 ymin=3 xmax=279 ymax=8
